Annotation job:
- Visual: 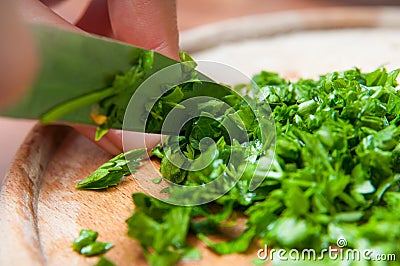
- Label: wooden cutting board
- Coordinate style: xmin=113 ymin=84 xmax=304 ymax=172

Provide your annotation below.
xmin=0 ymin=125 xmax=257 ymax=266
xmin=2 ymin=7 xmax=400 ymax=266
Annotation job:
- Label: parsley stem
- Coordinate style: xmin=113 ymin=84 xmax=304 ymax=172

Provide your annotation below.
xmin=40 ymin=87 xmax=115 ymax=124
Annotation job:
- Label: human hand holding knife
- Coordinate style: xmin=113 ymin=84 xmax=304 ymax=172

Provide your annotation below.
xmin=0 ymin=0 xmax=179 ymax=154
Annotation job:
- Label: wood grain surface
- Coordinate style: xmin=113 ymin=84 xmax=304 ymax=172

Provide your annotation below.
xmin=0 ymin=126 xmax=260 ymax=266
xmin=2 ymin=7 xmax=400 ymax=266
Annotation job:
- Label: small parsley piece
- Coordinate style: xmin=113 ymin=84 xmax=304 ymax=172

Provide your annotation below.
xmin=76 ymin=148 xmax=145 ymax=190
xmin=152 ymin=177 xmax=163 ymax=184
xmin=80 ymin=242 xmax=114 ymax=256
xmin=71 ymin=229 xmax=98 ymax=252
xmin=72 ymin=229 xmax=114 ymax=257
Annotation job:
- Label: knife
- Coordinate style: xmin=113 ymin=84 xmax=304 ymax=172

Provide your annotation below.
xmin=1 ymin=24 xmax=271 ymax=191
xmin=1 ymin=24 xmax=229 ymax=135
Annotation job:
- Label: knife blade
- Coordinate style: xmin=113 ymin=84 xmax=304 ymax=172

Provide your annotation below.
xmin=2 ymin=23 xmax=179 ymax=126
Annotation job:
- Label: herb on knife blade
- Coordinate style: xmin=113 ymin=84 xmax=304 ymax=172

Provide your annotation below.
xmin=40 ymin=50 xmax=154 ymax=141
xmin=93 ymin=51 xmax=155 ymax=140
xmin=76 ymin=148 xmax=145 ymax=190
xmin=72 ymin=229 xmax=114 ymax=256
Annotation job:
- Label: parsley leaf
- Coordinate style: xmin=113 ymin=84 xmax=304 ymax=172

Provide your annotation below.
xmin=71 ymin=229 xmax=98 ymax=252
xmin=80 ymin=242 xmax=115 ymax=256
xmin=76 ymin=148 xmax=145 ymax=190
xmin=72 ymin=229 xmax=114 ymax=257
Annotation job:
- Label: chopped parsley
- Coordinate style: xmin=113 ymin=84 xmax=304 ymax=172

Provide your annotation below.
xmin=83 ymin=67 xmax=400 ymax=266
xmin=127 ymin=67 xmax=400 ymax=265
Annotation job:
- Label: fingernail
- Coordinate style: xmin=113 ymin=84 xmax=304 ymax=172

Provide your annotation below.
xmin=72 ymin=124 xmax=122 ymax=155
xmin=106 ymin=130 xmax=161 ymax=152
xmin=97 ymin=134 xmax=122 ymax=155
xmin=122 ymin=131 xmax=161 ymax=151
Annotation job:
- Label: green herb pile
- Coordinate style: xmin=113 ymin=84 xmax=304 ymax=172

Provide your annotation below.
xmin=81 ymin=67 xmax=400 ymax=265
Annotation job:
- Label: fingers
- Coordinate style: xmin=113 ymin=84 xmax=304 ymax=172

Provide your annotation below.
xmin=13 ymin=1 xmax=115 ymax=155
xmin=11 ymin=0 xmax=179 ymax=154
xmin=78 ymin=0 xmax=180 ymax=153
xmin=14 ymin=1 xmax=121 ymax=155
xmin=111 ymin=130 xmax=161 ymax=154
xmin=0 ymin=0 xmax=37 ymax=110
xmin=107 ymin=0 xmax=180 ymax=60
xmin=76 ymin=0 xmax=113 ymax=37
xmin=40 ymin=0 xmax=91 ymax=24
xmin=73 ymin=125 xmax=161 ymax=155
xmin=16 ymin=0 xmax=74 ymax=29
xmin=72 ymin=125 xmax=122 ymax=155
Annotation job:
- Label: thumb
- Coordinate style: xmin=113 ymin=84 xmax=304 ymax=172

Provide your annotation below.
xmin=107 ymin=0 xmax=179 ymax=60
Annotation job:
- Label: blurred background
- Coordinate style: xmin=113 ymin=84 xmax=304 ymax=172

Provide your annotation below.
xmin=1 ymin=0 xmax=400 ymax=181
xmin=177 ymin=0 xmax=399 ymax=30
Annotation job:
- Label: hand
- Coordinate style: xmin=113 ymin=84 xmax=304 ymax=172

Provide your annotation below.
xmin=1 ymin=0 xmax=179 ymax=154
